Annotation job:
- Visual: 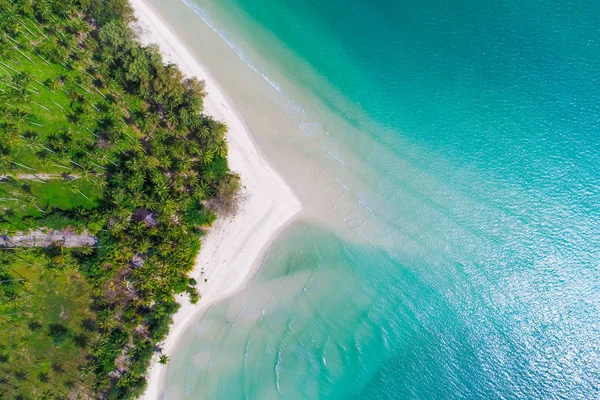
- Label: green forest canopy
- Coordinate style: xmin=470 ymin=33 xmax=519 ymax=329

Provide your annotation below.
xmin=0 ymin=0 xmax=239 ymax=398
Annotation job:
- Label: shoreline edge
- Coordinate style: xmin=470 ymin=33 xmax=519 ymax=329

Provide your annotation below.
xmin=128 ymin=0 xmax=303 ymax=398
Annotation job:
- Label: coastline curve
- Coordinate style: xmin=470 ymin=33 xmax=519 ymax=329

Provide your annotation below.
xmin=129 ymin=0 xmax=303 ymax=398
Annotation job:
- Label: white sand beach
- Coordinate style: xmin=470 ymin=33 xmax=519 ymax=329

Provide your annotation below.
xmin=129 ymin=0 xmax=302 ymax=398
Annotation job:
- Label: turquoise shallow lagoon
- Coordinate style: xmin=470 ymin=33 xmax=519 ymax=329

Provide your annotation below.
xmin=154 ymin=0 xmax=600 ymax=398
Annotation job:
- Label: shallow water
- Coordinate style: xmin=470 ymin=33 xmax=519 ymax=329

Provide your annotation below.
xmin=153 ymin=0 xmax=600 ymax=398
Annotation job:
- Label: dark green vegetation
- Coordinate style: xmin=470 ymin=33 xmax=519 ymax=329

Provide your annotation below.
xmin=0 ymin=0 xmax=238 ymax=398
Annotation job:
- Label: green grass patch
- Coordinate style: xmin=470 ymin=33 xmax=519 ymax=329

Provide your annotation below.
xmin=34 ymin=180 xmax=102 ymax=210
xmin=0 ymin=251 xmax=97 ymax=398
xmin=0 ymin=179 xmax=102 ymax=232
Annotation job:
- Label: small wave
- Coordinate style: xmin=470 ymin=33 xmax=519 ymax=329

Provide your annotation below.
xmin=328 ymin=150 xmax=346 ymax=166
xmin=357 ymin=195 xmax=375 ymax=213
xmin=335 ymin=176 xmax=351 ymax=192
xmin=299 ymin=121 xmax=323 ymax=137
xmin=320 ymin=141 xmax=347 ymax=165
xmin=274 ymin=346 xmax=283 ymax=393
xmin=230 ymin=305 xmax=248 ymax=329
xmin=243 ymin=337 xmax=251 ymax=370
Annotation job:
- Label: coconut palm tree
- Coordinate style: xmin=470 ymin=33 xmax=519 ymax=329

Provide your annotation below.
xmin=200 ymin=149 xmax=214 ymax=166
xmin=213 ymin=137 xmax=228 ymax=158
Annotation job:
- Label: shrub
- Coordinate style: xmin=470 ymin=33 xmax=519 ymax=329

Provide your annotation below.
xmin=48 ymin=323 xmax=72 ymax=345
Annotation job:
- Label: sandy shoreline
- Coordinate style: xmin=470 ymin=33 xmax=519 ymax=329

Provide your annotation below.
xmin=128 ymin=0 xmax=302 ymax=398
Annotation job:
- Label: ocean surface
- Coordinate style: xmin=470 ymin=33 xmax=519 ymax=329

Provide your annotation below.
xmin=152 ymin=0 xmax=600 ymax=398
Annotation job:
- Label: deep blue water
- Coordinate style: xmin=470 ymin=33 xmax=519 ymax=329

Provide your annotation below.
xmin=161 ymin=0 xmax=600 ymax=398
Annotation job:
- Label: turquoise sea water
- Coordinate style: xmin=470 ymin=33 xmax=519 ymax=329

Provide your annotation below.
xmin=158 ymin=0 xmax=600 ymax=398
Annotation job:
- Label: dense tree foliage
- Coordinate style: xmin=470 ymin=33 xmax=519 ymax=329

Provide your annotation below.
xmin=0 ymin=0 xmax=238 ymax=398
